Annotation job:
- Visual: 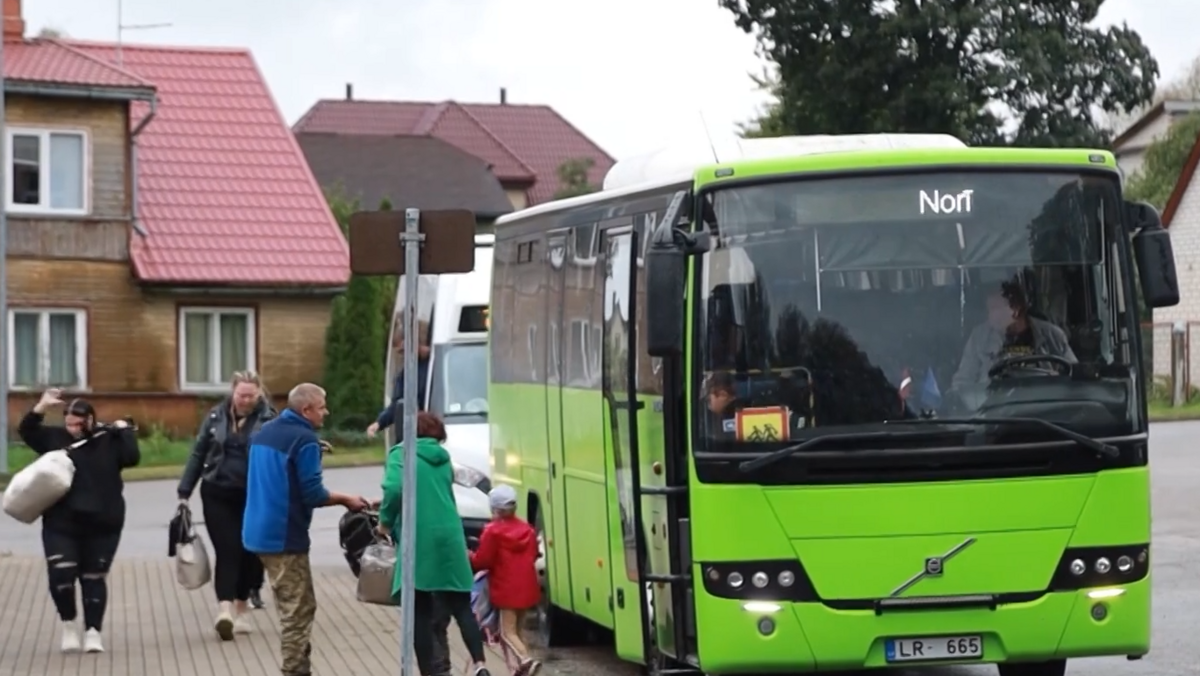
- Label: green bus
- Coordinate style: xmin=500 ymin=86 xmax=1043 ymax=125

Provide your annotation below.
xmin=486 ymin=133 xmax=1179 ymax=676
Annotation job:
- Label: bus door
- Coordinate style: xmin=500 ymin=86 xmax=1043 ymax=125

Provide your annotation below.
xmin=602 ymin=224 xmax=656 ymax=662
xmin=543 ymin=232 xmax=573 ymax=616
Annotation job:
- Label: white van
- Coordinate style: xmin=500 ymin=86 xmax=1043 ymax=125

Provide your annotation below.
xmin=383 ymin=234 xmax=493 ymax=537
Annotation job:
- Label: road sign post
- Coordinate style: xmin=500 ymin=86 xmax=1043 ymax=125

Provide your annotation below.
xmin=348 ymin=207 xmax=475 ymax=674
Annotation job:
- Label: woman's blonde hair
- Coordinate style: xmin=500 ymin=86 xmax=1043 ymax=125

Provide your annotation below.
xmin=230 ymin=370 xmax=270 ymax=400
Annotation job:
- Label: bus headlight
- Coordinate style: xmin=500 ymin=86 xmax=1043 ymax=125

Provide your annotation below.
xmin=452 ymin=463 xmax=492 ymax=493
xmin=700 ymin=560 xmax=817 ymax=602
xmin=1050 ymin=545 xmax=1149 ymax=591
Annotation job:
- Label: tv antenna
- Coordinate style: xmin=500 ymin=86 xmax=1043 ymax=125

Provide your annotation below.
xmin=116 ymin=0 xmax=172 ymax=66
xmin=698 ymin=110 xmax=720 ymax=163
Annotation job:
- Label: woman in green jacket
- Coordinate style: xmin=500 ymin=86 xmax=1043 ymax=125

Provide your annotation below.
xmin=379 ymin=412 xmax=490 ymax=676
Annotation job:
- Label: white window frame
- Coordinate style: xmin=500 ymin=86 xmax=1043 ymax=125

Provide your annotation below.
xmin=177 ymin=307 xmax=257 ymax=392
xmin=5 ymin=127 xmax=90 ymax=215
xmin=6 ymin=308 xmax=89 ymax=391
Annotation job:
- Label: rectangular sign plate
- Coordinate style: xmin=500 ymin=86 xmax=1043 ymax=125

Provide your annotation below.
xmin=885 ymin=635 xmax=982 ymax=662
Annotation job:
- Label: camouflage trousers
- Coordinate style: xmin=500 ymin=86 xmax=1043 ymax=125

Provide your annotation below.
xmin=260 ymin=554 xmax=317 ymax=676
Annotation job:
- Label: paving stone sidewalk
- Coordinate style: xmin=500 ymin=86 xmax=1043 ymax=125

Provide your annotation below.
xmin=0 ymin=555 xmax=513 ymax=676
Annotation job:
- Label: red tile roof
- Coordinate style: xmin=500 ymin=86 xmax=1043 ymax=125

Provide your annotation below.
xmin=293 ymin=99 xmax=614 ymax=205
xmin=4 ymin=39 xmax=152 ymax=90
xmin=65 ymin=40 xmax=348 ymax=287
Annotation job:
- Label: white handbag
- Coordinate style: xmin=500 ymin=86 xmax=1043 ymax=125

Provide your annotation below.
xmin=356 ymin=540 xmax=398 ymax=606
xmin=173 ymin=505 xmax=212 ymax=590
xmin=2 ymin=448 xmax=76 ymax=524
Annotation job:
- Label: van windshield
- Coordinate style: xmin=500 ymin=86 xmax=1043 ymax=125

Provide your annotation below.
xmin=429 ymin=341 xmax=488 ymax=423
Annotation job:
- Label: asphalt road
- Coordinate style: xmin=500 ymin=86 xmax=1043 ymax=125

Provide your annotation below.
xmin=2 ymin=421 xmax=1196 ymax=675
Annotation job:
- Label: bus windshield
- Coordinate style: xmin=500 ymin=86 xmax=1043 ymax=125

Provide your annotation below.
xmin=695 ymin=170 xmax=1137 ymax=451
xmin=429 ymin=341 xmax=488 ymax=423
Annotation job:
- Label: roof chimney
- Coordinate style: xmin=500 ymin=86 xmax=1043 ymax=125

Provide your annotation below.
xmin=3 ymin=0 xmax=24 ymax=42
xmin=500 ymin=87 xmax=507 ymax=105
xmin=346 ymin=83 xmax=353 ymax=100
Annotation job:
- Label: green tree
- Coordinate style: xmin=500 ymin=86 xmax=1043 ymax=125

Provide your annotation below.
xmin=739 ymin=68 xmax=791 ymax=138
xmin=1125 ymin=112 xmax=1200 ymax=210
xmin=322 ymin=190 xmax=385 ymax=430
xmin=554 ymin=158 xmax=600 ymax=199
xmin=723 ymin=0 xmax=1159 ymax=147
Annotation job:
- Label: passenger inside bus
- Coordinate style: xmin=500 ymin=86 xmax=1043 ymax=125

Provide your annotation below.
xmin=366 ymin=318 xmax=431 ymax=439
xmin=703 ymin=373 xmax=741 ymax=440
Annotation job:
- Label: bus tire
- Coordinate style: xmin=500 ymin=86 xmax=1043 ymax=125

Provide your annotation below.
xmin=997 ymin=659 xmax=1067 ymax=676
xmin=533 ymin=509 xmax=580 ymax=648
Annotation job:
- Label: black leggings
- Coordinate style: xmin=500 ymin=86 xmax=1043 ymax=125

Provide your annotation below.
xmin=414 ymin=590 xmax=486 ymax=675
xmin=43 ymin=526 xmax=121 ymax=630
xmin=201 ymin=482 xmax=263 ymax=602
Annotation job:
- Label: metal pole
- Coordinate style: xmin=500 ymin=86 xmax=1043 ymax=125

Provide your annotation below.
xmin=398 ymin=207 xmax=422 ymax=674
xmin=0 ymin=34 xmax=9 ymax=476
xmin=1171 ymin=321 xmax=1186 ymax=407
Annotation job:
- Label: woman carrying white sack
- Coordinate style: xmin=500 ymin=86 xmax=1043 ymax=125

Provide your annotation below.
xmin=18 ymin=388 xmax=140 ymax=654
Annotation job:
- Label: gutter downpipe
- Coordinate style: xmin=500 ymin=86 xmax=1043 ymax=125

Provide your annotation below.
xmin=129 ymin=95 xmax=158 ymax=238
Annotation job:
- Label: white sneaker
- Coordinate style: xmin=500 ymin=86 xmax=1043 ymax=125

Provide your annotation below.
xmin=60 ymin=622 xmax=81 ymax=653
xmin=215 ymin=610 xmax=234 ymax=641
xmin=83 ymin=628 xmax=104 ymax=653
xmin=234 ymin=615 xmax=253 ymax=635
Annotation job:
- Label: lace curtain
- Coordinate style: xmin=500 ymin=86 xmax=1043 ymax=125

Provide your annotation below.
xmin=11 ymin=312 xmax=78 ymax=387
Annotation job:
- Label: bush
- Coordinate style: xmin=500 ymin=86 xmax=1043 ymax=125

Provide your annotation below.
xmin=321 ymin=427 xmax=377 ymax=449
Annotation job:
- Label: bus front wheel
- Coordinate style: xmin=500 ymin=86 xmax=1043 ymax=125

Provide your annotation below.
xmin=998 ymin=659 xmax=1067 ymax=676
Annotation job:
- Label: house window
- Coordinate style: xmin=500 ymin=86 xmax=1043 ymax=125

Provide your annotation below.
xmin=179 ymin=307 xmax=256 ymax=390
xmin=7 ymin=128 xmax=87 ymax=213
xmin=7 ymin=308 xmax=88 ymax=389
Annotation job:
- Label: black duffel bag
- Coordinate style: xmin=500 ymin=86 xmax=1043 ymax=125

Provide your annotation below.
xmin=339 ymin=509 xmax=380 ymax=578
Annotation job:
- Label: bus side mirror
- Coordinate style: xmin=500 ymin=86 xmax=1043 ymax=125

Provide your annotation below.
xmin=1126 ymin=200 xmax=1180 ymax=308
xmin=646 ymin=227 xmax=709 ymax=357
xmin=646 ymin=234 xmax=687 ymax=357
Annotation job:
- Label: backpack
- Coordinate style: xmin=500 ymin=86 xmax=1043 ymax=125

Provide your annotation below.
xmin=338 ymin=510 xmax=380 ymax=577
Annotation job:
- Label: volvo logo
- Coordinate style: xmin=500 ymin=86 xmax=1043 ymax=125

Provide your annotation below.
xmin=889 ymin=538 xmax=977 ymax=597
xmin=924 ymin=556 xmax=943 ymax=576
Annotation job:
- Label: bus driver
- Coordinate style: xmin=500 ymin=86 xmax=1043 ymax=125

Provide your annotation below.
xmin=951 ymin=281 xmax=1077 ymax=396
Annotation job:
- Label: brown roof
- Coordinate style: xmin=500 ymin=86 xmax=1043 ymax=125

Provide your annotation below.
xmin=1161 ymin=129 xmax=1200 ymax=227
xmin=296 ymin=133 xmax=514 ymax=219
xmin=4 ymin=38 xmax=154 ymax=93
xmin=292 ymin=99 xmax=614 ymax=205
xmin=65 ymin=39 xmax=347 ymax=286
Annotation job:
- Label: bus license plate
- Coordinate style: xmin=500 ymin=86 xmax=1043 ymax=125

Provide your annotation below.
xmin=885 ymin=635 xmax=982 ymax=662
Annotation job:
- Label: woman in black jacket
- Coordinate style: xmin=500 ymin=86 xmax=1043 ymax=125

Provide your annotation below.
xmin=176 ymin=370 xmax=276 ymax=640
xmin=18 ymin=388 xmax=140 ymax=654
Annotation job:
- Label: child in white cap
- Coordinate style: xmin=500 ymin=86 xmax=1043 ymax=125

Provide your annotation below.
xmin=469 ymin=484 xmax=542 ymax=676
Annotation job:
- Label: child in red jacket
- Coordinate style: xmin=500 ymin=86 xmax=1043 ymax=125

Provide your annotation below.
xmin=470 ymin=485 xmax=541 ymax=676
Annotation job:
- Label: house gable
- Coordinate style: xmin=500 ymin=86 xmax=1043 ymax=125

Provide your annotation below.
xmin=1151 ymin=131 xmax=1200 ymax=388
xmin=1114 ymin=101 xmax=1200 ymax=179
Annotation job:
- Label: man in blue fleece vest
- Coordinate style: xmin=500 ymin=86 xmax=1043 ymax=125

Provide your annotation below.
xmin=243 ymin=383 xmax=369 ymax=676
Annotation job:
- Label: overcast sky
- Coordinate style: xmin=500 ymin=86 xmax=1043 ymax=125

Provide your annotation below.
xmin=26 ymin=0 xmax=1200 ymax=159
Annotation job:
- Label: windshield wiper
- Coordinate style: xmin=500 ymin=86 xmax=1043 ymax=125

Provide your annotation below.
xmin=737 ymin=430 xmax=932 ymax=473
xmin=883 ymin=417 xmax=1119 ymax=459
